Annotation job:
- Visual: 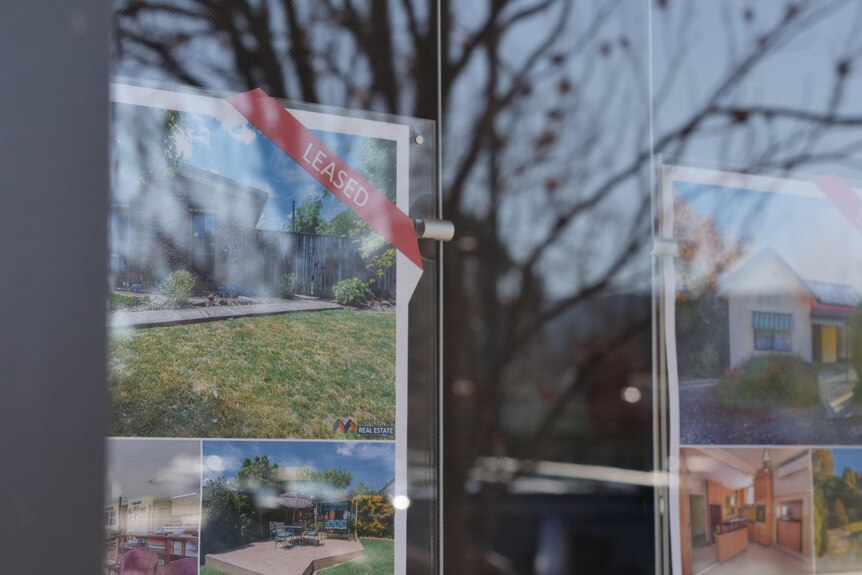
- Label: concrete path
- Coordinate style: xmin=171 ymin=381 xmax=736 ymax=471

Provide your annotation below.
xmin=205 ymin=539 xmax=365 ymax=575
xmin=678 ymin=377 xmax=719 ymax=389
xmin=109 ymin=298 xmax=341 ymax=329
xmin=818 ymin=364 xmax=858 ymax=418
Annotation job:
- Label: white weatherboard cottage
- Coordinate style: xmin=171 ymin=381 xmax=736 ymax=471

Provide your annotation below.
xmin=721 ymin=249 xmax=861 ymax=367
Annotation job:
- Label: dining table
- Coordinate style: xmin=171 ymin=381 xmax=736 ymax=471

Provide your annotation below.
xmin=114 ymin=533 xmax=199 ymax=565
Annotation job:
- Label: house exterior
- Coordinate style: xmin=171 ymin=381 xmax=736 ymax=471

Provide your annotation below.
xmin=110 ymin=163 xmax=268 ymax=293
xmin=722 ymin=249 xmax=861 ymax=366
xmin=110 ymin=163 xmax=395 ymax=298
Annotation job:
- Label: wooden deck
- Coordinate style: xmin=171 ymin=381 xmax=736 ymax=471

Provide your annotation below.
xmin=205 ymin=539 xmax=364 ymax=575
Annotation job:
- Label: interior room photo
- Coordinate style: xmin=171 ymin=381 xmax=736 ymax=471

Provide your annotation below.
xmin=679 ymin=447 xmax=813 ymax=575
xmin=104 ymin=439 xmax=201 ymax=575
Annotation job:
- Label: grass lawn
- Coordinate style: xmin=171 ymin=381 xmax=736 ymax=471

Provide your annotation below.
xmin=200 ymin=567 xmax=229 ymax=575
xmin=319 ymin=539 xmax=394 ymax=575
xmin=110 ymin=310 xmax=395 ymax=438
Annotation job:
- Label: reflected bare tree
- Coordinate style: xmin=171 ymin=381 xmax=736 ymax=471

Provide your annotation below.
xmin=112 ymin=0 xmax=862 ymax=572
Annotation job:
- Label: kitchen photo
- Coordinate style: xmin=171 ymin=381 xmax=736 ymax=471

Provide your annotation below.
xmin=104 ymin=438 xmax=202 ymax=575
xmin=678 ymin=447 xmax=813 ymax=575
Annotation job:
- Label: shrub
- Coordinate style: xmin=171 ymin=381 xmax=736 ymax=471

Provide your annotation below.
xmin=354 ymin=495 xmax=394 ymax=538
xmin=109 ymin=292 xmax=149 ymax=311
xmin=333 ymin=278 xmax=372 ymax=307
xmin=201 ymin=478 xmax=254 ymax=556
xmin=688 ymin=344 xmax=719 ymax=378
xmin=816 ymin=488 xmax=829 ymax=556
xmin=279 ymin=273 xmax=298 ymax=299
xmin=716 ymin=354 xmax=819 ymax=411
xmin=161 ymin=269 xmax=195 ymax=304
xmin=832 ymin=498 xmax=850 ymax=528
xmin=850 ymin=304 xmax=862 ymax=403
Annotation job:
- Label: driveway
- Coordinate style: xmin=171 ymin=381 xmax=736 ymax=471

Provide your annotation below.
xmin=678 ymin=364 xmax=862 ymax=444
xmin=678 ymin=381 xmax=859 ymax=445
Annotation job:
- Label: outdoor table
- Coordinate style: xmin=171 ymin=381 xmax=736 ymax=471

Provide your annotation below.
xmin=284 ymin=526 xmax=305 ymax=546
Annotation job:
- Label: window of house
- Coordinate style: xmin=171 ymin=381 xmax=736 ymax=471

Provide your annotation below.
xmin=752 ymin=312 xmax=793 ymax=351
xmin=191 ymin=212 xmax=215 ymax=281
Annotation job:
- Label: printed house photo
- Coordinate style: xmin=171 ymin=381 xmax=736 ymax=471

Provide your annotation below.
xmin=104 ymin=439 xmax=201 ymax=575
xmin=108 ymin=87 xmax=402 ymax=439
xmin=669 ymin=167 xmax=862 ymax=445
xmin=813 ymin=448 xmax=862 ymax=573
xmin=678 ymin=447 xmax=814 ymax=575
xmin=200 ymin=440 xmax=396 ymax=575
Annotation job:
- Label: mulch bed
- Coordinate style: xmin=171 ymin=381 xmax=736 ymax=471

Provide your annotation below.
xmin=113 ymin=290 xmax=394 ymax=313
xmin=679 ymin=383 xmax=861 ymax=444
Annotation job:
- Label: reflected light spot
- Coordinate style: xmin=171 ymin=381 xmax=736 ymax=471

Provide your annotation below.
xmin=452 ymin=379 xmax=475 ymax=397
xmin=622 ymin=386 xmax=641 ymax=403
xmin=392 ymin=495 xmax=411 ymax=510
xmin=457 ymin=236 xmax=479 ymax=252
xmin=206 ymin=455 xmax=224 ymax=472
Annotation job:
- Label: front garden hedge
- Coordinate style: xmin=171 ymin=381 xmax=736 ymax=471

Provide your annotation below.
xmin=716 ymin=354 xmax=819 ymax=411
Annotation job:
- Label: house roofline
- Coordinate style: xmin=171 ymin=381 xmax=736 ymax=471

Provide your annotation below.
xmin=811 ymin=302 xmax=855 ymax=313
xmin=721 ymin=248 xmax=861 ymax=307
xmin=719 ymin=247 xmax=809 ymax=296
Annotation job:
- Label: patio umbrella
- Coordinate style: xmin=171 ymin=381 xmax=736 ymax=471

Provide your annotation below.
xmin=277 ymin=492 xmax=313 ymax=526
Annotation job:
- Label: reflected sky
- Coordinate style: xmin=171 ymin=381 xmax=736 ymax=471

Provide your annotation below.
xmin=677 ymin=180 xmax=862 ymax=287
xmin=114 ymin=101 xmax=396 ymax=231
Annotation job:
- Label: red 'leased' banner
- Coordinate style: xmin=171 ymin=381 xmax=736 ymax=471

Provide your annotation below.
xmin=815 ymin=175 xmax=862 ymax=236
xmin=227 ymin=88 xmax=422 ymax=269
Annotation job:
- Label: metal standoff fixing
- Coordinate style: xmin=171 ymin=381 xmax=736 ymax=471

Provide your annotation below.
xmin=651 ymin=237 xmax=679 ymax=257
xmin=414 ymin=218 xmax=455 ymax=242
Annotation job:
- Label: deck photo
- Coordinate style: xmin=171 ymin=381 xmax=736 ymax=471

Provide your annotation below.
xmin=200 ymin=440 xmax=396 ymax=575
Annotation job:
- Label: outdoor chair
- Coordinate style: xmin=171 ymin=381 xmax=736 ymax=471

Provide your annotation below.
xmin=268 ymin=521 xmax=277 ymax=540
xmin=157 ymin=558 xmax=197 ymax=575
xmin=301 ymin=527 xmax=320 ymax=547
xmin=119 ymin=548 xmax=159 ymax=575
xmin=274 ymin=527 xmax=294 ymax=549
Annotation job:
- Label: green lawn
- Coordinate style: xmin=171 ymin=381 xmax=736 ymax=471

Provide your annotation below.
xmin=109 ymin=310 xmax=395 ymax=438
xmin=200 ymin=567 xmax=229 ymax=575
xmin=319 ymin=539 xmax=394 ymax=575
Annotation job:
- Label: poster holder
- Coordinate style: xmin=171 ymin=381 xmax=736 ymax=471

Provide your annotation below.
xmin=105 ymin=78 xmax=442 ymax=575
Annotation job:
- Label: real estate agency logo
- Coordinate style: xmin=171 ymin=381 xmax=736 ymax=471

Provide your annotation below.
xmin=331 ymin=418 xmax=394 ymax=437
xmin=332 ymin=418 xmax=358 ymax=434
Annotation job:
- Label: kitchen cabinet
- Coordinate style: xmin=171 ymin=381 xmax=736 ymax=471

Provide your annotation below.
xmin=752 ymin=469 xmax=773 ymax=546
xmin=777 ymin=519 xmax=802 ymax=552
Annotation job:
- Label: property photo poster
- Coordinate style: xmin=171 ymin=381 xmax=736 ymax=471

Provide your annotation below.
xmin=104 ymin=83 xmax=417 ymax=575
xmin=662 ymin=165 xmax=862 ymax=574
xmin=200 ymin=440 xmax=396 ymax=574
xmin=103 ymin=439 xmax=202 ymax=573
xmin=108 ymin=83 xmax=414 ymax=442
